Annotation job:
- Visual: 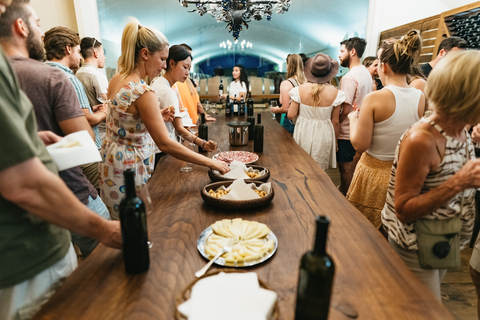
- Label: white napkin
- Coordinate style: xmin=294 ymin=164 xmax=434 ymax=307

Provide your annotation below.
xmin=46 ymin=130 xmax=101 ymax=171
xmin=218 ymin=161 xmax=267 ymax=180
xmin=178 ymin=272 xmax=277 ymax=320
xmin=220 ymin=179 xmax=271 ymax=200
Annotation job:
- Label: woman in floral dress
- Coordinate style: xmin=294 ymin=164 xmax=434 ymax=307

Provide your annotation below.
xmin=100 ymin=19 xmax=229 ymax=218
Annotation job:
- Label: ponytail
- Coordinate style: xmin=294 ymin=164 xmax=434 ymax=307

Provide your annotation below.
xmin=117 ymin=17 xmax=169 ymax=79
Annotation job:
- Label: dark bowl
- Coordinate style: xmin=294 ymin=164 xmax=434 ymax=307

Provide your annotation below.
xmin=208 ymin=165 xmax=270 ymax=183
xmin=201 ymin=181 xmax=274 ymax=210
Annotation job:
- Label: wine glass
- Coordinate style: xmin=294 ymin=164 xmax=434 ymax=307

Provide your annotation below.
xmin=210 ymin=103 xmax=218 ymax=115
xmin=270 ymin=100 xmax=277 ymax=119
xmin=203 ymin=100 xmax=211 ymax=113
xmin=179 ymin=134 xmax=194 ymax=172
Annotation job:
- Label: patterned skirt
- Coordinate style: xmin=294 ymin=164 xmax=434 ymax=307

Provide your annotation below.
xmin=346 ymin=152 xmax=393 ymax=228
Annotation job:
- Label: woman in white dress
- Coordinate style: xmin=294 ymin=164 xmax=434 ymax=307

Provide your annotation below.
xmin=288 ymin=53 xmax=345 ymax=169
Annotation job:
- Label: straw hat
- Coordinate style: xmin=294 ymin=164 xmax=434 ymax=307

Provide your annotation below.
xmin=304 ymin=53 xmax=339 ymax=84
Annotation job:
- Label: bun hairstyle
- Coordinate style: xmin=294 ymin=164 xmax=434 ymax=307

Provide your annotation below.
xmin=117 ymin=17 xmax=169 ymax=79
xmin=379 ymin=30 xmax=422 ymax=75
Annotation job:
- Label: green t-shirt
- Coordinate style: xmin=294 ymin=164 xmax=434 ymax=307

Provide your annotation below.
xmin=0 ymin=49 xmax=71 ymax=288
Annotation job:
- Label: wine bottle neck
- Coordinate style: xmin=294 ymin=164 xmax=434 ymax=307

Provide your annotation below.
xmin=200 ymin=113 xmax=206 ymax=124
xmin=313 ymin=216 xmax=329 ymax=256
xmin=257 ymin=114 xmax=262 ymax=124
xmin=124 ymin=170 xmax=136 ymax=198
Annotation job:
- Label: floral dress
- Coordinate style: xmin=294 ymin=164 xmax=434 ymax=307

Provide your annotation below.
xmin=99 ymin=80 xmax=154 ymax=218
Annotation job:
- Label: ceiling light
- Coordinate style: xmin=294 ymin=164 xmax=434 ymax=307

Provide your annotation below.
xmin=179 ymin=0 xmax=291 ymax=40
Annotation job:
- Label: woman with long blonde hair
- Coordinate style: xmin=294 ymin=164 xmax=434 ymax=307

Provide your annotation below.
xmin=287 ymin=53 xmax=345 ymax=169
xmin=270 ymin=53 xmax=306 ymax=134
xmin=99 ymin=18 xmax=228 ymax=218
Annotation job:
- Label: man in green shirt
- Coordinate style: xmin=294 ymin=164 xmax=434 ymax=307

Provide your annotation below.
xmin=0 ymin=2 xmax=121 ymax=319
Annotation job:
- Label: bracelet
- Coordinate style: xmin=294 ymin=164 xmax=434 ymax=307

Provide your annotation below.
xmin=193 ymin=136 xmax=198 ymax=144
xmin=202 ymin=139 xmax=206 ymax=148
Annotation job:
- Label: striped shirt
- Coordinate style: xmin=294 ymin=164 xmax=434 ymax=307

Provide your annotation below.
xmin=381 ymin=119 xmax=476 ymax=251
xmin=45 ymin=61 xmax=102 ymax=149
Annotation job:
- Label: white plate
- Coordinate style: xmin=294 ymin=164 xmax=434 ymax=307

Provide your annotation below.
xmin=197 ymin=226 xmax=278 ymax=267
xmin=212 ymin=151 xmax=259 ymax=164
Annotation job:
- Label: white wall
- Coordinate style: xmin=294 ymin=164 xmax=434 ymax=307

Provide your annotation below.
xmin=31 ymin=0 xmax=78 ymax=33
xmin=364 ymin=0 xmax=479 ymax=56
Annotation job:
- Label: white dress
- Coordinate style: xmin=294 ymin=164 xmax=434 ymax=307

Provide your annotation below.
xmin=289 ymin=87 xmax=345 ymax=169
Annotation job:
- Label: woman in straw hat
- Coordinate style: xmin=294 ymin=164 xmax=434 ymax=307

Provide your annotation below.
xmin=287 ymin=53 xmax=345 ymax=170
xmin=347 ymin=30 xmax=425 ymax=231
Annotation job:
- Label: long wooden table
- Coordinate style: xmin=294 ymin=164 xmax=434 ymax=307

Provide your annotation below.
xmin=34 ymin=112 xmax=452 ymax=319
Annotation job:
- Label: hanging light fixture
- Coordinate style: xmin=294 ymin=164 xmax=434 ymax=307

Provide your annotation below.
xmin=179 ymin=0 xmax=291 ymax=40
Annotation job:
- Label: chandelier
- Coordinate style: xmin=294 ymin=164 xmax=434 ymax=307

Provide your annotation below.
xmin=220 ymin=39 xmax=253 ymax=51
xmin=179 ymin=0 xmax=291 ymax=40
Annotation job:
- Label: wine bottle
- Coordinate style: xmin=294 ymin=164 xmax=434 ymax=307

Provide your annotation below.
xmin=198 ymin=113 xmax=208 ymax=153
xmin=225 ymin=95 xmax=231 ymax=117
xmin=218 ymin=79 xmax=224 ymax=97
xmin=253 ymin=113 xmax=263 ymax=152
xmin=119 ymin=170 xmax=150 ymax=274
xmin=233 ymin=95 xmax=239 ymax=116
xmin=247 ymin=111 xmax=255 ymax=142
xmin=239 ymin=96 xmax=245 ymax=117
xmin=247 ymin=92 xmax=254 ymax=114
xmin=295 ymin=216 xmax=335 ymax=320
xmin=247 ymin=92 xmax=255 ymax=140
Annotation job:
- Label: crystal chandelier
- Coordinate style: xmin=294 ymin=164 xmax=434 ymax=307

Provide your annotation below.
xmin=220 ymin=39 xmax=253 ymax=51
xmin=179 ymin=0 xmax=291 ymax=40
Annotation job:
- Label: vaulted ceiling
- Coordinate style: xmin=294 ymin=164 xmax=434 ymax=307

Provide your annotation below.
xmin=97 ymin=0 xmax=369 ymax=70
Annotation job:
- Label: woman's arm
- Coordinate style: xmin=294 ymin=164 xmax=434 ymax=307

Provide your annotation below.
xmin=287 ymin=100 xmax=300 ymax=120
xmin=349 ymin=93 xmax=375 ymax=153
xmin=272 ymin=80 xmax=294 ymax=114
xmin=331 ymin=106 xmax=340 ymax=142
xmin=135 ymin=92 xmax=229 ymax=173
xmin=394 ymin=128 xmax=480 ymax=223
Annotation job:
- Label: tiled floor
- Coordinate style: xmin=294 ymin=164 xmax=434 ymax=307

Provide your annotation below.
xmin=323 ymin=167 xmax=478 ymax=320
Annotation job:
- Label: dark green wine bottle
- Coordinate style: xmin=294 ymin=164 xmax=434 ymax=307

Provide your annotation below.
xmin=253 ymin=114 xmax=263 ymax=152
xmin=246 ymin=110 xmax=255 ymax=141
xmin=295 ymin=216 xmax=335 ymax=320
xmin=239 ymin=96 xmax=245 ymax=116
xmin=225 ymin=95 xmax=231 ymax=117
xmin=198 ymin=113 xmax=208 ymax=153
xmin=119 ymin=170 xmax=150 ymax=274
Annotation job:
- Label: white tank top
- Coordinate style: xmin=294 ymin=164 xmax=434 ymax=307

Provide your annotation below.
xmin=366 ymin=86 xmax=421 ymax=161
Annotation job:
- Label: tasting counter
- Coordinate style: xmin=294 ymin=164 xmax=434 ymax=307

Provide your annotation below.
xmin=34 ymin=112 xmax=452 ymax=320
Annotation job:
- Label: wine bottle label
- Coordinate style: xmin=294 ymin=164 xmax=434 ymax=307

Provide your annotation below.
xmin=233 ymin=104 xmax=238 ymax=112
xmin=219 ymin=90 xmax=223 ymax=96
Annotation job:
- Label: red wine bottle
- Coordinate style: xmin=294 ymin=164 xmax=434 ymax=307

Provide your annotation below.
xmin=295 ymin=216 xmax=335 ymax=320
xmin=233 ymin=95 xmax=239 ymax=116
xmin=239 ymin=96 xmax=245 ymax=117
xmin=218 ymin=79 xmax=224 ymax=97
xmin=253 ymin=114 xmax=263 ymax=152
xmin=246 ymin=106 xmax=255 ymax=141
xmin=198 ymin=113 xmax=208 ymax=153
xmin=225 ymin=95 xmax=231 ymax=117
xmin=119 ymin=170 xmax=150 ymax=274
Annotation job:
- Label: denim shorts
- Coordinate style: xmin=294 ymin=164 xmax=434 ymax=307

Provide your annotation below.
xmin=336 ymin=139 xmax=356 ymax=163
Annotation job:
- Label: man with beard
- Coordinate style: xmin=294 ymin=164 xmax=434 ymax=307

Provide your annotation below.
xmin=0 ymin=1 xmax=121 ymax=319
xmin=0 ymin=0 xmax=112 ymax=258
xmin=336 ymin=37 xmax=372 ymax=196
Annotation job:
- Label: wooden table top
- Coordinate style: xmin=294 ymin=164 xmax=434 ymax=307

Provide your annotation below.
xmin=34 ymin=112 xmax=452 ymax=320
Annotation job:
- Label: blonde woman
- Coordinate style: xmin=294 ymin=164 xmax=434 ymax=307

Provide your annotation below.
xmin=99 ymin=19 xmax=229 ymax=218
xmin=382 ymin=50 xmax=480 ymax=300
xmin=287 ymin=53 xmax=345 ymax=169
xmin=347 ymin=30 xmax=425 ymax=229
xmin=270 ymin=53 xmax=306 ymax=134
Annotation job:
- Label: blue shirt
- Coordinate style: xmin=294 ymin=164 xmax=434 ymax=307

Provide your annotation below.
xmin=45 ymin=61 xmax=102 ymax=149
